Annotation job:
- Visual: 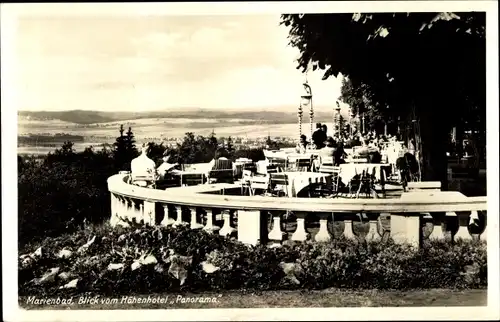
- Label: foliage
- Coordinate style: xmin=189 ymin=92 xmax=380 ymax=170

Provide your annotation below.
xmin=113 ymin=125 xmax=138 ymax=171
xmin=18 ymin=147 xmax=116 ymax=246
xmin=18 ymin=224 xmax=487 ymax=297
xmin=280 ymin=13 xmax=486 ymax=183
xmin=170 ymin=132 xmax=220 ymax=164
xmin=339 ymin=77 xmax=390 ymax=134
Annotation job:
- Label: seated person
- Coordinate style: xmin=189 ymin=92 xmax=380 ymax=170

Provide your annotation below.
xmin=157 ymin=149 xmax=179 ymax=179
xmin=296 ymin=134 xmax=308 ymax=153
xmin=333 ymin=141 xmax=348 ymax=165
xmin=318 ymin=136 xmax=337 ymax=165
xmin=130 ymin=143 xmax=157 ymax=187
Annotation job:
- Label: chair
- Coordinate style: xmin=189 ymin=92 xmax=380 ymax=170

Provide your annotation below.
xmin=267 ymin=157 xmax=289 ymax=171
xmin=250 ymin=173 xmax=270 ymax=195
xmin=242 ymin=162 xmax=257 ymax=174
xmin=268 ymin=173 xmax=290 ymax=197
xmin=294 ymin=157 xmax=312 ymax=172
xmin=208 ymin=169 xmax=234 ymax=184
xmin=156 ymin=176 xmax=181 ymax=190
xmin=240 ymin=170 xmax=253 ymax=195
xmin=180 ymin=173 xmax=205 ymax=186
xmin=266 ymin=164 xmax=281 ymax=174
xmin=310 ymin=167 xmax=342 ymax=198
xmin=207 ymin=159 xmax=234 ymax=184
xmin=130 ymin=173 xmax=157 ymax=189
xmin=348 ymin=170 xmax=377 ymax=198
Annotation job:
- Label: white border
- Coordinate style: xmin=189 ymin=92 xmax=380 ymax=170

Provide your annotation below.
xmin=2 ymin=1 xmax=499 ymax=321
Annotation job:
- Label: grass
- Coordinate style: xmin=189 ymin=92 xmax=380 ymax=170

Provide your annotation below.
xmin=18 ymin=288 xmax=487 ymax=310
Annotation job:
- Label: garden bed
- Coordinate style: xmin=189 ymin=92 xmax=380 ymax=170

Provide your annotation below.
xmin=18 ymin=223 xmax=487 ymax=299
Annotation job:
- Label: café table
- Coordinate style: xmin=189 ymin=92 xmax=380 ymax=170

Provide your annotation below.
xmin=338 ymin=163 xmax=391 ymax=184
xmin=281 ymin=171 xmax=333 ymax=197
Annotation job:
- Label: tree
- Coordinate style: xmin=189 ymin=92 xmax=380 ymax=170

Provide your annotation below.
xmin=113 ymin=125 xmax=138 ymax=170
xmin=124 ymin=126 xmax=137 ymax=156
xmin=226 ymin=136 xmax=235 ymax=159
xmin=281 ymin=13 xmax=485 ymax=186
xmin=339 ymin=77 xmax=391 ymax=134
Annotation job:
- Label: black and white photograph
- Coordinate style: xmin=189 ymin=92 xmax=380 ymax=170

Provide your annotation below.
xmin=2 ymin=1 xmax=499 ymax=321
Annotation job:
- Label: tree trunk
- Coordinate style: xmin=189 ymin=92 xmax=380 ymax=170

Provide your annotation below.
xmin=419 ymin=107 xmax=450 ymax=190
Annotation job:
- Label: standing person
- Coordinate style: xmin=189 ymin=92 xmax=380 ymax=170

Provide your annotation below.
xmin=321 ymin=124 xmax=328 ymax=138
xmin=312 ymin=123 xmax=326 ymax=149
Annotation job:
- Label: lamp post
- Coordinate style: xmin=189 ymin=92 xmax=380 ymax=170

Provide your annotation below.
xmin=300 ymin=81 xmax=313 ymax=141
xmin=349 ymin=110 xmax=355 ymax=136
xmin=334 ymin=101 xmax=341 ymax=137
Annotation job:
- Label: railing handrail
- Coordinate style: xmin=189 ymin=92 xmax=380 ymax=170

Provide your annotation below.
xmin=108 ymin=174 xmax=487 ymax=213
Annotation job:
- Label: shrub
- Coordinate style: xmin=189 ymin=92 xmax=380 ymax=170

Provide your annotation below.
xmin=18 ymin=150 xmax=117 ymax=246
xmin=18 ymin=224 xmax=487 ymax=297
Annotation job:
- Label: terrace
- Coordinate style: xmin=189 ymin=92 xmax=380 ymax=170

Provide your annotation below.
xmin=107 ymin=145 xmax=487 ymax=249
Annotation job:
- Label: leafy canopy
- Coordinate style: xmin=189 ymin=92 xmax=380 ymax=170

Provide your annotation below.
xmin=281 ymin=12 xmax=486 ymax=124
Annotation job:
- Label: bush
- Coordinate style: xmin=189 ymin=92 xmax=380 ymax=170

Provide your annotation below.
xmin=18 ymin=224 xmax=487 ymax=297
xmin=18 ymin=149 xmax=117 ymax=247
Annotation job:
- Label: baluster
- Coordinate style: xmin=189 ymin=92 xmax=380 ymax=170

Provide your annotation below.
xmin=291 ymin=212 xmax=309 ymax=241
xmin=444 ymin=211 xmax=457 ymax=241
xmin=127 ymin=199 xmax=137 ymax=222
xmin=455 ymin=211 xmax=472 ymax=240
xmin=268 ymin=213 xmax=284 ymax=245
xmin=161 ymin=204 xmax=175 ymax=226
xmin=139 ymin=203 xmax=145 ymax=224
xmin=110 ymin=194 xmax=119 ymax=227
xmin=479 ymin=212 xmax=487 ymax=241
xmin=114 ymin=196 xmax=124 ymax=225
xmin=143 ymin=201 xmax=155 ymax=226
xmin=343 ymin=214 xmax=357 ymax=240
xmin=172 ymin=205 xmax=187 ymax=227
xmin=365 ymin=213 xmax=381 ymax=242
xmin=422 ymin=212 xmax=432 ymax=219
xmin=189 ymin=206 xmax=203 ymax=229
xmin=122 ymin=198 xmax=130 ymax=221
xmin=219 ymin=210 xmax=236 ymax=236
xmin=203 ymin=208 xmax=220 ymax=233
xmin=315 ymin=213 xmax=332 ymax=242
xmin=429 ymin=212 xmax=445 ymax=240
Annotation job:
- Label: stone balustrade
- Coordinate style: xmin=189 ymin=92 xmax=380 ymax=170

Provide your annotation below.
xmin=108 ymin=173 xmax=488 ymax=249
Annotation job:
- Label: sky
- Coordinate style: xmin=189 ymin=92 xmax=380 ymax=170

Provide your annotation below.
xmin=15 ymin=14 xmax=344 ymax=112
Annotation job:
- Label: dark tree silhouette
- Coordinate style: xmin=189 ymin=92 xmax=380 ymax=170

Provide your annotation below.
xmin=281 ymin=12 xmax=486 ymax=186
xmin=113 ymin=125 xmax=138 ymax=170
xmin=226 ymin=136 xmax=235 ymax=159
xmin=125 ymin=126 xmax=137 ymax=156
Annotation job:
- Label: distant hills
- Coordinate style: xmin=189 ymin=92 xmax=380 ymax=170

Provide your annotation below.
xmin=18 ymin=107 xmax=350 ymax=125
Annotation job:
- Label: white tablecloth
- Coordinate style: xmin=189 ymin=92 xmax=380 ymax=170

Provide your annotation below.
xmin=256 ymin=160 xmax=268 ymax=174
xmin=282 ymin=172 xmax=332 ymax=197
xmin=338 ymin=163 xmax=391 ymax=183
